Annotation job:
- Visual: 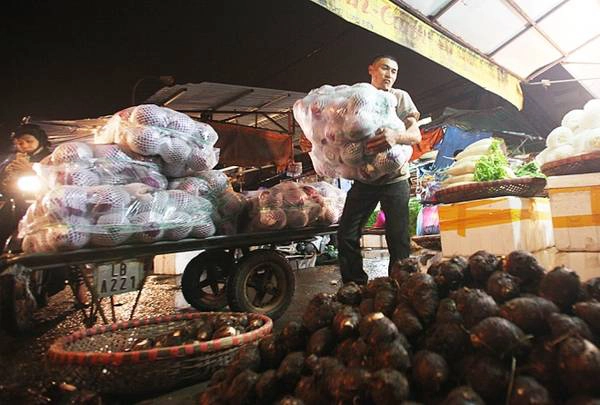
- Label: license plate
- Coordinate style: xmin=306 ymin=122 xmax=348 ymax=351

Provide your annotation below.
xmin=94 ymin=260 xmax=145 ymax=298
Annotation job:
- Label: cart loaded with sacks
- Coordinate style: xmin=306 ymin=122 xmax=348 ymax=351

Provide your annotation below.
xmin=0 ymin=224 xmax=338 ymax=333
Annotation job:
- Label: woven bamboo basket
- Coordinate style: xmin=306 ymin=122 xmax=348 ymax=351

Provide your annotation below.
xmin=435 ymin=177 xmax=547 ymax=204
xmin=541 ymin=150 xmax=600 ymax=176
xmin=46 ymin=311 xmax=272 ymax=397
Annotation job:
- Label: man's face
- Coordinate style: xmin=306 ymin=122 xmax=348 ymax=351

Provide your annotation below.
xmin=368 ymin=57 xmax=398 ymax=91
xmin=14 ymin=134 xmax=40 ymax=154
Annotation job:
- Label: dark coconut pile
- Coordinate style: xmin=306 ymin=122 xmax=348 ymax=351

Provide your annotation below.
xmin=198 ymin=249 xmax=600 ymax=405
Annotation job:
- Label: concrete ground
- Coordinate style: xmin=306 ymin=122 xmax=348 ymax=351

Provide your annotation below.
xmin=0 ymin=250 xmax=391 ymax=404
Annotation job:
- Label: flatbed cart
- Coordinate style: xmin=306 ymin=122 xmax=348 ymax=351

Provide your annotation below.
xmin=0 ymin=224 xmax=338 ymax=333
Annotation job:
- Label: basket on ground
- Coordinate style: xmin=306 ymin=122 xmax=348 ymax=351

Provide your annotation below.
xmin=541 ymin=150 xmax=600 ymax=176
xmin=435 ymin=177 xmax=547 ymax=204
xmin=47 ymin=311 xmax=272 ymax=397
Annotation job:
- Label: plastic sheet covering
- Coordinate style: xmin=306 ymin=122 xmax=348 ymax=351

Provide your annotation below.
xmin=244 ymin=181 xmax=346 ymax=232
xmin=168 ymin=170 xmax=247 ymax=235
xmin=293 ymin=83 xmax=412 ymax=181
xmin=416 ymin=205 xmax=440 ymax=236
xmin=18 ymin=184 xmax=215 ymax=253
xmin=95 ymin=104 xmax=220 ymax=177
xmin=36 ymin=142 xmax=168 ymax=190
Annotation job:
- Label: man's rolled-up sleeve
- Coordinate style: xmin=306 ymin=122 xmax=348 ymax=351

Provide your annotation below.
xmin=395 ymin=89 xmax=420 ymax=123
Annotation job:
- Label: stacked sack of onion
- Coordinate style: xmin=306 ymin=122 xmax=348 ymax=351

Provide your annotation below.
xmin=18 ymin=183 xmax=215 ymax=253
xmin=169 ymin=170 xmax=247 ymax=235
xmin=95 ymin=104 xmax=220 ymax=178
xmin=38 ymin=142 xmax=167 ymax=190
xmin=244 ymin=181 xmax=346 ymax=232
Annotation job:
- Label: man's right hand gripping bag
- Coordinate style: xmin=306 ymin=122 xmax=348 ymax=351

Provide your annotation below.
xmin=293 ymin=83 xmax=412 ymax=181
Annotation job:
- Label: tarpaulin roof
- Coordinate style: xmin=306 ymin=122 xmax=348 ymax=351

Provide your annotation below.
xmin=310 ymin=0 xmax=600 ymax=108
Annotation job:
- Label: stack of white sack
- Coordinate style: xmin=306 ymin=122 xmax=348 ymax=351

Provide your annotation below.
xmin=168 ymin=170 xmax=247 ymax=235
xmin=245 ymin=181 xmax=346 ymax=232
xmin=441 ymin=138 xmax=513 ymax=188
xmin=293 ymin=83 xmax=413 ymax=181
xmin=95 ymin=104 xmax=220 ymax=178
xmin=18 ymin=184 xmax=216 ymax=253
xmin=36 ymin=142 xmax=168 ymax=190
xmin=535 ymin=99 xmax=600 ymax=166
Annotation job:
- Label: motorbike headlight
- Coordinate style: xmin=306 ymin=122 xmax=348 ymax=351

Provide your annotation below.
xmin=17 ymin=175 xmax=42 ymax=193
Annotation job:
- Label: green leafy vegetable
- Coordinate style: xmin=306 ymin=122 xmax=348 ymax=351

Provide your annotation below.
xmin=473 ymin=139 xmax=510 ymax=182
xmin=515 ymin=161 xmax=545 ymax=178
xmin=408 ymin=198 xmax=421 ymax=237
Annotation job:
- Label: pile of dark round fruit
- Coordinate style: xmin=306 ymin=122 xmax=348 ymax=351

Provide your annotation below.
xmin=199 ymin=250 xmax=600 ymax=405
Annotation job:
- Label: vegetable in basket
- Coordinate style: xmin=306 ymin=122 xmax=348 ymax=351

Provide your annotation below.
xmin=472 ymin=139 xmax=513 ymax=182
xmin=515 ymin=161 xmax=545 ymax=178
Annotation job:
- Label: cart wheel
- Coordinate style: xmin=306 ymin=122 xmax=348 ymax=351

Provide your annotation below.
xmin=227 ymin=250 xmax=295 ymax=320
xmin=181 ymin=251 xmax=233 ymax=311
xmin=0 ymin=274 xmax=36 ymax=334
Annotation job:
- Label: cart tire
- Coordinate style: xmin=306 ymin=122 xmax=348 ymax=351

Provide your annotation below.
xmin=0 ymin=274 xmax=36 ymax=334
xmin=181 ymin=251 xmax=233 ymax=311
xmin=227 ymin=250 xmax=295 ymax=320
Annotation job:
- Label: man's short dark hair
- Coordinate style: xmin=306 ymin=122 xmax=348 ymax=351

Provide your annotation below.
xmin=370 ymin=54 xmax=398 ymax=65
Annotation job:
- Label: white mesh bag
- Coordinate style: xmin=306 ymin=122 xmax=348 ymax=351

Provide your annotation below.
xmin=51 ymin=142 xmax=94 ymax=165
xmin=90 ymin=212 xmax=132 ymax=247
xmin=293 ymin=83 xmax=412 ymax=180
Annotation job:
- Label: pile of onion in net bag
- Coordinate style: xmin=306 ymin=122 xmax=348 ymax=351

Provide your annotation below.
xmin=18 ymin=184 xmax=216 ymax=253
xmin=244 ymin=181 xmax=346 ymax=232
xmin=169 ymin=170 xmax=247 ymax=236
xmin=95 ymin=104 xmax=220 ymax=177
xmin=19 ymin=141 xmax=216 ymax=253
xmin=37 ymin=142 xmax=168 ymax=189
xmin=293 ymin=83 xmax=412 ymax=181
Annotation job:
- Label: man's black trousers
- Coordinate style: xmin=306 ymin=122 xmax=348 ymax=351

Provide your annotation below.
xmin=337 ymin=179 xmax=411 ymax=284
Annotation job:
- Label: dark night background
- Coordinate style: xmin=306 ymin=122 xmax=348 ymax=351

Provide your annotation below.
xmin=1 ymin=0 xmax=592 ymax=149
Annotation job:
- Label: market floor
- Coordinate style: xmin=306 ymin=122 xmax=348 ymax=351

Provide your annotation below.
xmin=0 ymin=253 xmax=390 ymax=404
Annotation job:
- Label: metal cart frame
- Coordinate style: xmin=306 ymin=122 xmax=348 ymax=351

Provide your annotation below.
xmin=0 ymin=225 xmax=338 ymax=333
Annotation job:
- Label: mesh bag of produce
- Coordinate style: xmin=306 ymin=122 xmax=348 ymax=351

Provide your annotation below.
xmin=244 ymin=181 xmax=346 ymax=232
xmin=50 ymin=142 xmax=94 ymax=165
xmin=307 ymin=181 xmax=346 ymax=224
xmin=36 ymin=142 xmax=168 ymax=191
xmin=293 ymin=83 xmax=412 ymax=181
xmin=168 ymin=170 xmax=230 ymax=201
xmin=38 ymin=158 xmax=167 ymax=190
xmin=18 ymin=184 xmax=217 ymax=253
xmin=212 ymin=189 xmax=248 ymax=235
xmin=95 ymin=104 xmax=220 ymax=177
xmin=168 ymin=171 xmax=249 ymax=235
